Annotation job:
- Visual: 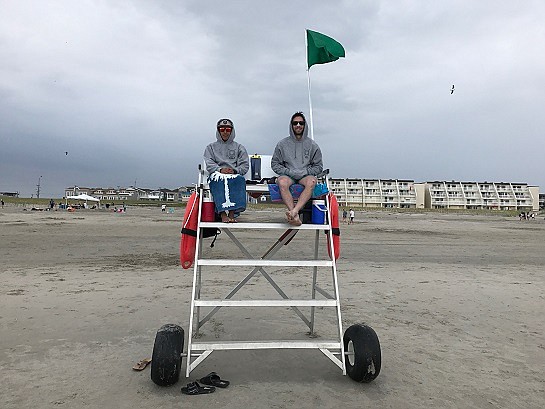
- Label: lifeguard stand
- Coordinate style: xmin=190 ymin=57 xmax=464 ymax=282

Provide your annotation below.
xmin=150 ymin=166 xmax=381 ymax=385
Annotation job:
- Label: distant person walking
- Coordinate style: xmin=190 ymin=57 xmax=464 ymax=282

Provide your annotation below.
xmin=349 ymin=208 xmax=355 ymax=224
xmin=1 ymin=199 xmax=4 ymax=208
xmin=161 ymin=204 xmax=166 ymax=212
xmin=342 ymin=208 xmax=347 ymax=223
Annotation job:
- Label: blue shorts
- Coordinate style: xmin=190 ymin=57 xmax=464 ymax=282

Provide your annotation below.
xmin=278 ymin=175 xmax=315 ymax=184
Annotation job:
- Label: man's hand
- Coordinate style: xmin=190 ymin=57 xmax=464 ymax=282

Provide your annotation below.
xmin=220 ymin=168 xmax=235 ymax=174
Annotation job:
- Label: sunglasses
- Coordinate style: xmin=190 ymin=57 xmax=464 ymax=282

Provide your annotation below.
xmin=291 ymin=121 xmax=305 ymax=126
xmin=218 ymin=127 xmax=232 ymax=132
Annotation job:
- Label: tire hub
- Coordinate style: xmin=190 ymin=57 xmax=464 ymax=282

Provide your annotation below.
xmin=347 ymin=340 xmax=355 ymax=366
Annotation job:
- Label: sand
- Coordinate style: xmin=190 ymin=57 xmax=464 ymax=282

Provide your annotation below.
xmin=1 ymin=205 xmax=544 ymax=408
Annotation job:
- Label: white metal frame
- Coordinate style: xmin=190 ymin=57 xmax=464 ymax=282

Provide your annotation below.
xmin=185 ymin=169 xmax=346 ymax=377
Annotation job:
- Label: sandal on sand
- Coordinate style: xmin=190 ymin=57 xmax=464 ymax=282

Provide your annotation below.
xmin=181 ymin=381 xmax=216 ymax=395
xmin=199 ymin=372 xmax=230 ymax=388
xmin=132 ymin=358 xmax=151 ymax=371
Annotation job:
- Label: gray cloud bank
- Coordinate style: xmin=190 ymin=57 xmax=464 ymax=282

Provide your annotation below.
xmin=1 ymin=0 xmax=544 ymax=197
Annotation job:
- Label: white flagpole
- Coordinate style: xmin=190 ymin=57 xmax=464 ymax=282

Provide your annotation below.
xmin=305 ymin=29 xmax=315 ymax=140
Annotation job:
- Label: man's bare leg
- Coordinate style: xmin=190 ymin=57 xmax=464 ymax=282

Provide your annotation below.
xmin=286 ymin=176 xmax=317 ymax=225
xmin=288 ymin=175 xmax=317 ymax=216
xmin=277 ymin=176 xmax=296 ymax=222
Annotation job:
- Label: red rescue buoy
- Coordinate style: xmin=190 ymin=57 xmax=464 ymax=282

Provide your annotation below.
xmin=180 ymin=192 xmax=199 ymax=269
xmin=327 ymin=193 xmax=341 ymax=260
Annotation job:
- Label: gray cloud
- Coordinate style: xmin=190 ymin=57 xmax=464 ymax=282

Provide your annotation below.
xmin=1 ymin=0 xmax=544 ymax=197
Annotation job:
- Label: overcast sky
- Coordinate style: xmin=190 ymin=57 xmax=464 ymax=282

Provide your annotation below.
xmin=1 ymin=0 xmax=544 ymax=198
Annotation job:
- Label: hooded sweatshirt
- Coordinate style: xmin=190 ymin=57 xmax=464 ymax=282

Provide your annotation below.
xmin=271 ymin=113 xmax=323 ymax=180
xmin=204 ymin=119 xmax=249 ymax=175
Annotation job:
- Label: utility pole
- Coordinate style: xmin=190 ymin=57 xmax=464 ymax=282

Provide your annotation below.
xmin=36 ymin=176 xmax=42 ymax=199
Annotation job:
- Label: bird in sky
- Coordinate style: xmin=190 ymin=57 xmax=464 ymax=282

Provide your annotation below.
xmin=65 ymin=151 xmax=68 ymax=155
xmin=450 ymin=85 xmax=455 ymax=94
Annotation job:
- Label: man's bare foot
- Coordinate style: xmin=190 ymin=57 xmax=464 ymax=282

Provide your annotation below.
xmin=288 ymin=209 xmax=300 ymax=219
xmin=221 ymin=213 xmax=230 ymax=223
xmin=285 ymin=211 xmax=293 ymax=222
xmin=288 ymin=213 xmax=302 ymax=226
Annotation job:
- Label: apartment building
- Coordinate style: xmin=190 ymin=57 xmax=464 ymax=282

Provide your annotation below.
xmin=329 ymin=179 xmax=539 ymax=211
xmin=425 ymin=181 xmax=538 ymax=211
xmin=329 ymin=178 xmax=425 ymax=209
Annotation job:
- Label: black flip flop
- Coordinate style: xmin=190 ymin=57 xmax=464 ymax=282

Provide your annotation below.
xmin=181 ymin=381 xmax=216 ymax=395
xmin=199 ymin=372 xmax=230 ymax=388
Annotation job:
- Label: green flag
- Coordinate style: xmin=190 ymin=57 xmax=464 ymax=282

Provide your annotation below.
xmin=306 ymin=29 xmax=345 ymax=69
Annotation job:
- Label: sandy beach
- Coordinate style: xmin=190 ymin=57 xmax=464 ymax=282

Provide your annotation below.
xmin=1 ymin=205 xmax=544 ymax=408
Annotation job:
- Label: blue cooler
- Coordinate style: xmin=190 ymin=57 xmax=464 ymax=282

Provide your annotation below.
xmin=311 ymin=199 xmax=327 ymax=224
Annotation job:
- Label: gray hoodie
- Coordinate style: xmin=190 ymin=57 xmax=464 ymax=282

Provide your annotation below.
xmin=271 ymin=113 xmax=323 ymax=180
xmin=204 ymin=119 xmax=249 ymax=175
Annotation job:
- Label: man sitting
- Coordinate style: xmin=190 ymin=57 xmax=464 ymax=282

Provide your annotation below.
xmin=271 ymin=112 xmax=323 ymax=226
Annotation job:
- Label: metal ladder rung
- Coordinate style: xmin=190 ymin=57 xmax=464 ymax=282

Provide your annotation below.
xmin=194 ymin=299 xmax=337 ymax=307
xmin=190 ymin=340 xmax=342 ymax=351
xmin=199 ymin=222 xmax=329 ymax=230
xmin=197 ymin=259 xmax=333 ymax=267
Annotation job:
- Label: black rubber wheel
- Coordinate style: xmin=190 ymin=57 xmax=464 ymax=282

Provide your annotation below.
xmin=150 ymin=324 xmax=184 ymax=386
xmin=344 ymin=323 xmax=381 ymax=383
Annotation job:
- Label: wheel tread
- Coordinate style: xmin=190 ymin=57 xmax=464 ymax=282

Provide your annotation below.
xmin=150 ymin=324 xmax=184 ymax=386
xmin=343 ymin=323 xmax=381 ymax=383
